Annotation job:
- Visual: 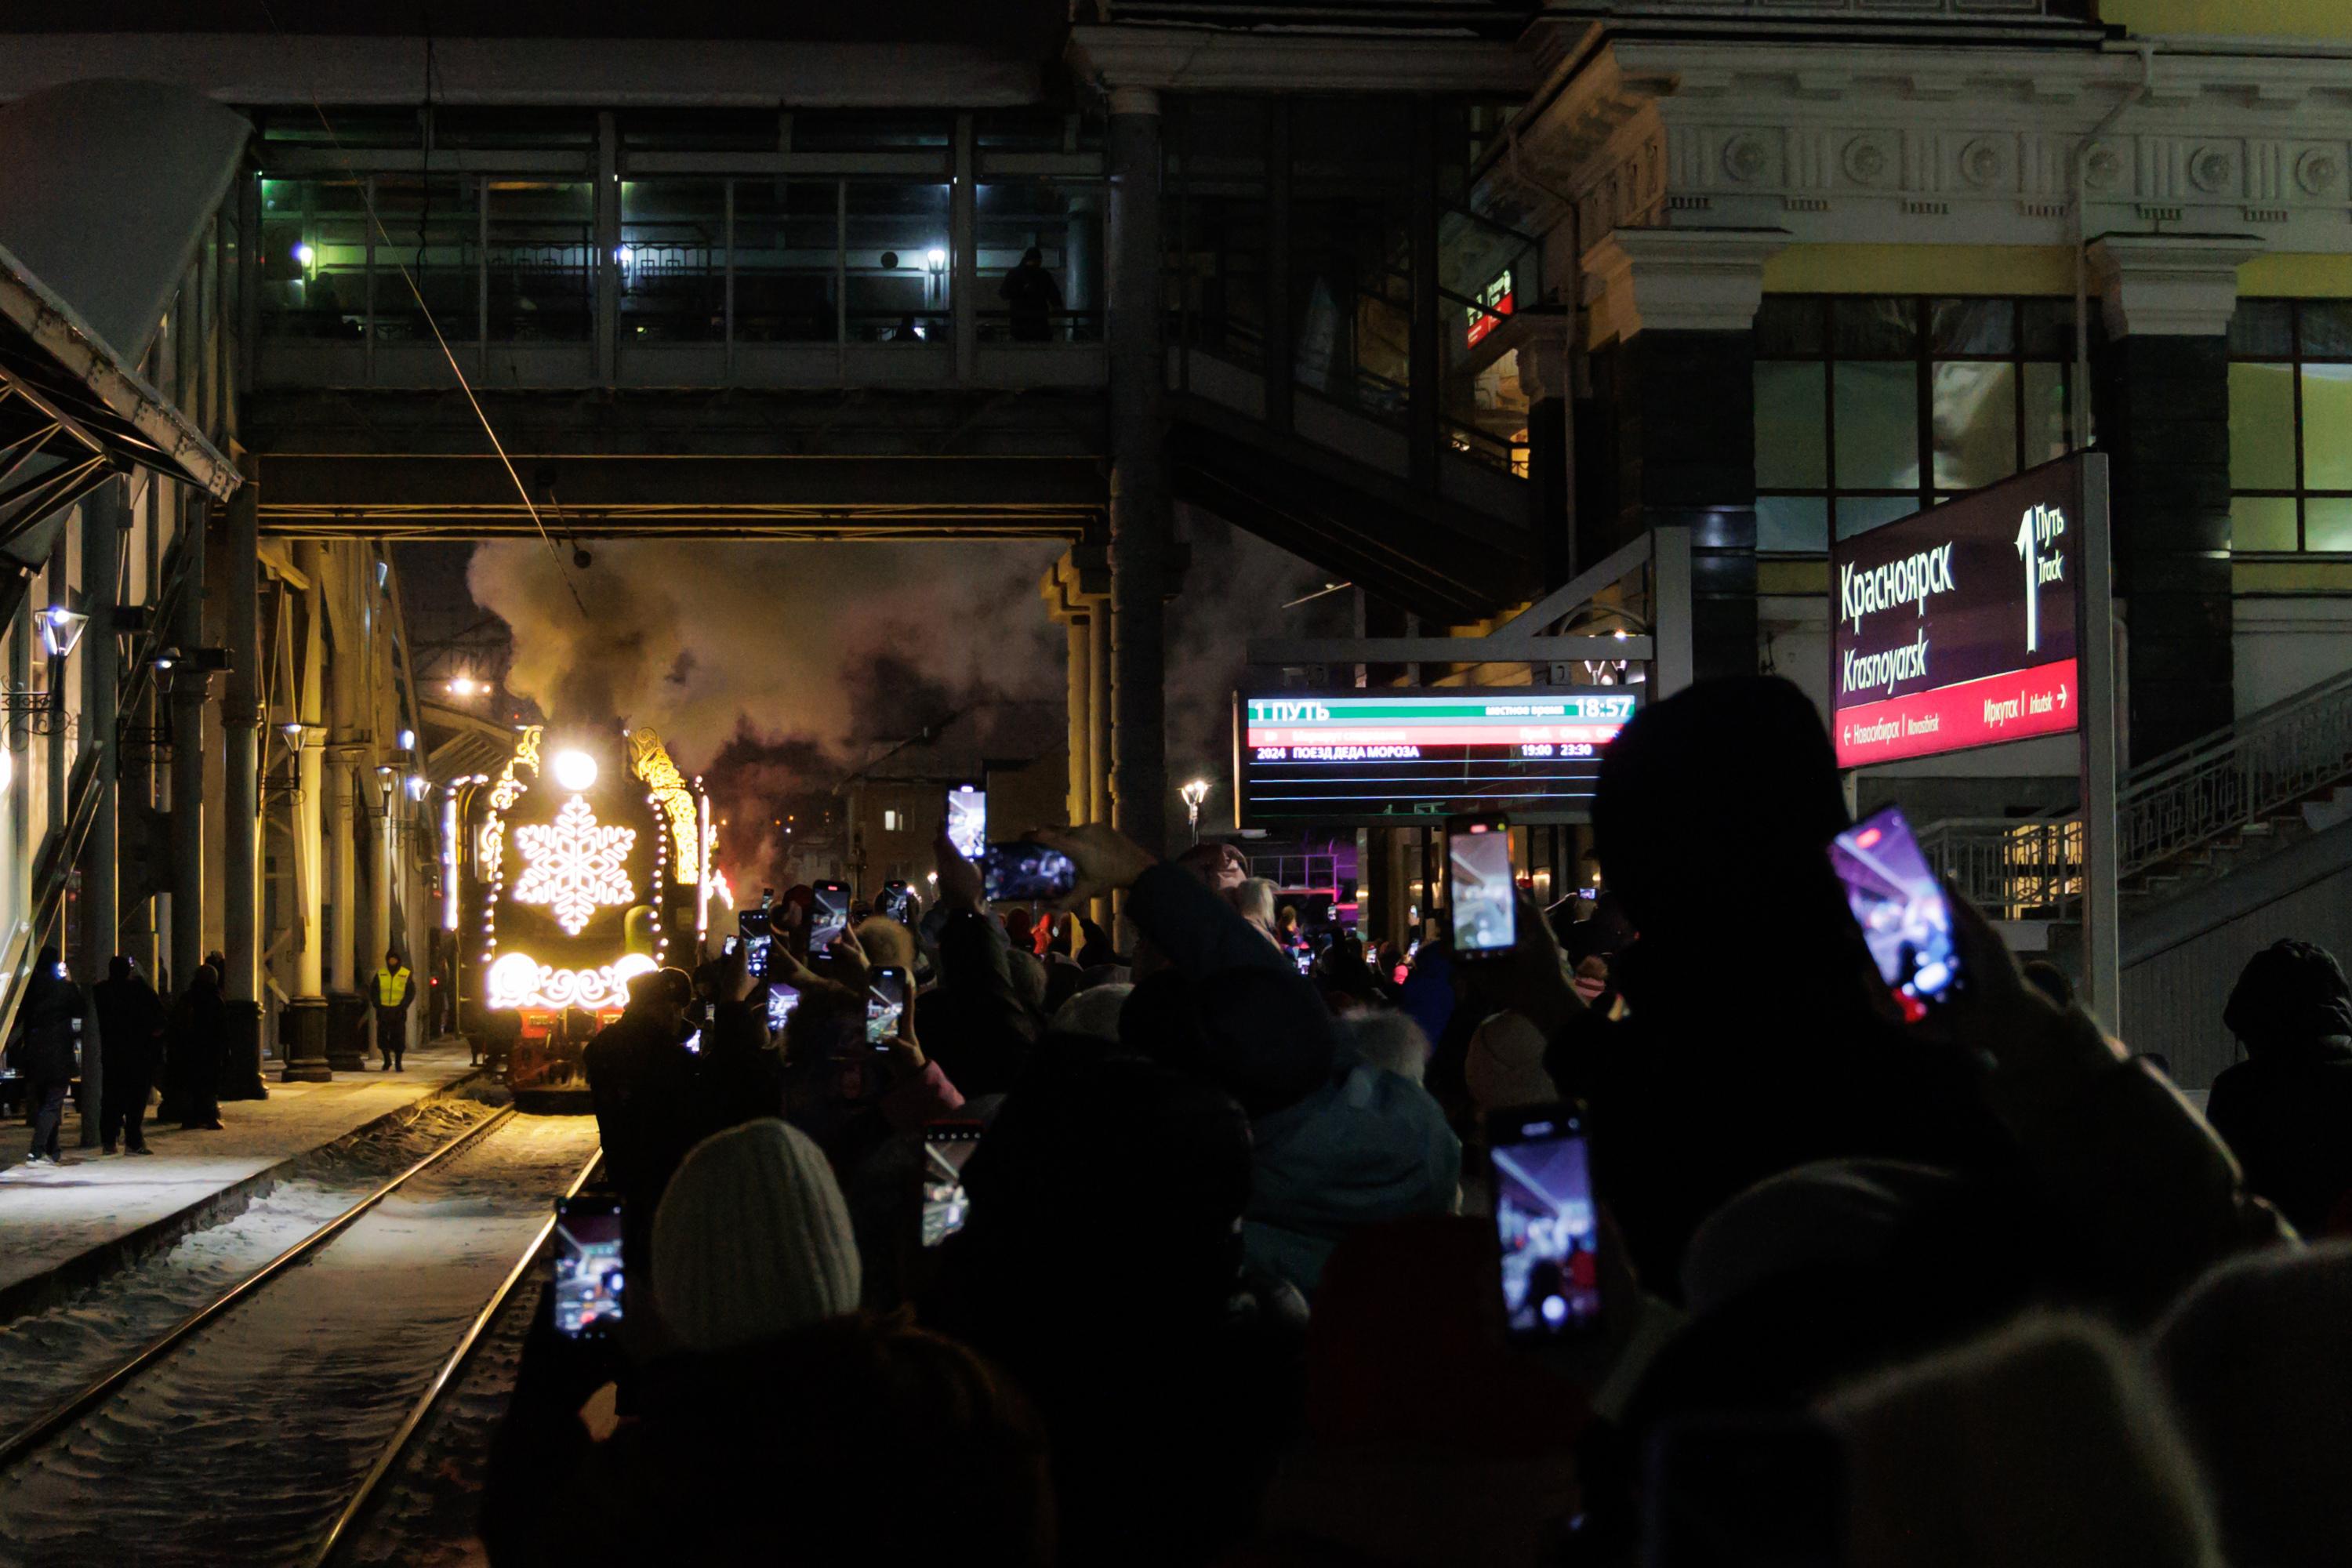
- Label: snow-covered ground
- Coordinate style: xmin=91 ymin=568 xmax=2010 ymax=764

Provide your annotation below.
xmin=0 ymin=1041 xmax=481 ymax=1296
xmin=0 ymin=1112 xmax=601 ymax=1568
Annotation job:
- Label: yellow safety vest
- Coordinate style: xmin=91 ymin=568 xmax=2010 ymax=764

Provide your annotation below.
xmin=375 ymin=967 xmax=412 ymax=1007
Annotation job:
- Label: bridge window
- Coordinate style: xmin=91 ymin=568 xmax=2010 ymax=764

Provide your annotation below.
xmin=257 ymin=177 xmax=369 ymax=340
xmin=373 ymin=176 xmax=481 ymax=343
xmin=732 ymin=180 xmax=841 ymax=343
xmin=844 ymin=181 xmax=953 ymax=343
xmin=619 ymin=180 xmax=726 ymax=343
xmin=2229 ymin=299 xmax=2352 ymax=554
xmin=486 ymin=180 xmax=595 ymax=342
xmin=1753 ymin=295 xmax=2080 ymax=554
xmin=978 ymin=179 xmax=1102 ymax=343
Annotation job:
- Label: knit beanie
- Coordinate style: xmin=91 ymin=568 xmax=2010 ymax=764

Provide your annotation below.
xmin=652 ymin=1119 xmax=862 ymax=1352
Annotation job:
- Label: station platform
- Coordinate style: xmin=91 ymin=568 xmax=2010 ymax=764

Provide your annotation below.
xmin=0 ymin=1038 xmax=485 ymax=1308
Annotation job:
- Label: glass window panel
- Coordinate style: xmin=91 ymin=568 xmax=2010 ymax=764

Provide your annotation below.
xmin=2306 ymin=497 xmax=2352 ymax=552
xmin=2230 ymin=361 xmax=2297 ymax=489
xmin=485 ymin=180 xmax=593 ymax=341
xmin=257 ymin=178 xmax=368 ymax=339
xmin=2232 ymin=495 xmax=2300 ymax=553
xmin=2023 ymin=361 xmax=2071 ymax=466
xmin=1932 ymin=361 xmax=2020 ymax=490
xmin=2020 ymin=299 xmax=2080 ymax=359
xmin=794 ymin=111 xmax=953 ymax=151
xmin=1833 ymin=361 xmax=1922 ymax=491
xmin=1754 ymin=362 xmax=1828 ymax=488
xmin=2302 ymin=302 xmax=2352 ymax=361
xmin=2301 ymin=364 xmax=2352 ymax=490
xmin=375 ymin=176 xmax=480 ymax=343
xmin=619 ymin=180 xmax=724 ymax=343
xmin=1835 ymin=495 xmax=1922 ymax=540
xmin=844 ymin=182 xmax=952 ymax=343
xmin=1755 ymin=495 xmax=1828 ymax=554
xmin=1753 ymin=296 xmax=1823 ymax=358
xmin=2230 ymin=298 xmax=2296 ymax=358
xmin=733 ymin=180 xmax=840 ymax=343
xmin=1831 ymin=296 xmax=1917 ymax=358
xmin=1929 ymin=298 xmax=2013 ymax=356
xmin=978 ymin=180 xmax=1101 ymax=343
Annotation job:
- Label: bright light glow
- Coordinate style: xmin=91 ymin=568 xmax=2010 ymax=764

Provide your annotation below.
xmin=550 ymin=749 xmax=598 ymax=792
xmin=707 ymin=866 xmax=734 ymax=911
xmin=443 ymin=793 xmax=460 ymax=931
xmin=925 ymin=247 xmax=946 ymax=270
xmin=0 ymin=746 xmax=11 ymax=796
xmin=36 ymin=607 xmax=88 ymax=658
xmin=281 ymin=722 xmax=304 ymax=738
xmin=615 ymin=245 xmax=635 ymax=267
xmin=398 ymin=728 xmax=416 ymax=751
xmin=407 ymin=775 xmax=428 ymax=801
xmin=512 ymin=796 xmax=637 ymax=935
xmin=293 ymin=242 xmax=316 ymax=267
xmin=485 ymin=950 xmax=657 ymax=1011
xmin=448 ymin=675 xmax=481 ymax=696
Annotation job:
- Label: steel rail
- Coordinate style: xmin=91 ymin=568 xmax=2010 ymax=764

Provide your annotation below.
xmin=0 ymin=1103 xmax=521 ymax=1472
xmin=308 ymin=1143 xmax=604 ymax=1568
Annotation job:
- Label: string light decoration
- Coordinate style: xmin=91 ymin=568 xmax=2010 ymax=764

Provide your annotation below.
xmin=629 ymin=728 xmax=701 ymax=885
xmin=486 ymin=950 xmax=658 ymax=1011
xmin=511 ymin=796 xmax=637 ymax=936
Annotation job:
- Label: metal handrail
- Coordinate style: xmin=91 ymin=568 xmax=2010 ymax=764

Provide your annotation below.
xmin=1922 ymin=663 xmax=2352 ymax=918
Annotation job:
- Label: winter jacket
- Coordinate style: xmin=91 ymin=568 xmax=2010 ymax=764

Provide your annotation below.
xmin=2206 ymin=1036 xmax=2352 ymax=1235
xmin=12 ymin=968 xmax=82 ymax=1082
xmin=583 ymin=1006 xmax=702 ymax=1210
xmin=93 ymin=972 xmax=167 ymax=1084
xmin=1245 ymin=1053 xmax=1463 ymax=1295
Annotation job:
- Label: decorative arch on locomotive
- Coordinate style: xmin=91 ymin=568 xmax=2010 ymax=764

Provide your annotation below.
xmin=470 ymin=726 xmax=706 ymax=1070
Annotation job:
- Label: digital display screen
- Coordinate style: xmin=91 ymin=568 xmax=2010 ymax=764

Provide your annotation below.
xmin=921 ymin=1130 xmax=980 ymax=1247
xmin=1491 ymin=1112 xmax=1600 ymax=1338
xmin=767 ymin=982 xmax=800 ymax=1033
xmin=1236 ymin=690 xmax=1637 ymax=827
xmin=811 ymin=884 xmax=848 ymax=952
xmin=866 ymin=970 xmax=906 ymax=1046
xmin=1830 ymin=805 xmax=1963 ymax=1022
xmin=553 ymin=1201 xmax=626 ymax=1337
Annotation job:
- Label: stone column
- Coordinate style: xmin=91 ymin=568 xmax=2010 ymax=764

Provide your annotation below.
xmin=220 ymin=456 xmax=265 ymax=1098
xmin=75 ymin=484 xmax=122 ymax=1144
xmin=325 ymin=750 xmax=365 ymax=1070
xmin=2089 ymin=234 xmax=2259 ymax=764
xmin=285 ymin=551 xmax=333 ymax=1080
xmin=1581 ymin=227 xmax=1787 ymax=682
xmin=1107 ymin=88 xmax=1173 ymax=873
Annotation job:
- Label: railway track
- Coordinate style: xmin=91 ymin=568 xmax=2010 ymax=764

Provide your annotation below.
xmin=0 ymin=1105 xmax=601 ymax=1568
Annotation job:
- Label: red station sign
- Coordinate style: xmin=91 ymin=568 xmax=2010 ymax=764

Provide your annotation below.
xmin=1831 ymin=456 xmax=2089 ymax=769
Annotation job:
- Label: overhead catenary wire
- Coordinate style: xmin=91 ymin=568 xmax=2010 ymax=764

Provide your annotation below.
xmin=251 ymin=2 xmax=591 ymax=622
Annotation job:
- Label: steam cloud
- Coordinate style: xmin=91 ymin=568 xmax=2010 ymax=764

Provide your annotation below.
xmin=466 ymin=518 xmax=1339 ymax=887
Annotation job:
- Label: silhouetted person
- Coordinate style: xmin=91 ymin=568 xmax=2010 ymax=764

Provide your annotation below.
xmin=372 ymin=948 xmax=415 ymax=1071
xmin=887 ymin=313 xmax=924 ymax=343
xmin=584 ymin=967 xmax=702 ymax=1287
xmin=12 ymin=946 xmax=82 ymax=1164
xmin=999 ymin=245 xmax=1062 ymax=342
xmin=94 ymin=955 xmax=166 ymax=1155
xmin=169 ymin=960 xmax=226 ymax=1131
xmin=2023 ymin=959 xmax=2077 ymax=1011
xmin=2205 ymin=938 xmax=2352 ymax=1234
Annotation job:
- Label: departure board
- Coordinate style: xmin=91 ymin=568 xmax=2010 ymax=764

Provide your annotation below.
xmin=1236 ymin=689 xmax=1639 ymax=826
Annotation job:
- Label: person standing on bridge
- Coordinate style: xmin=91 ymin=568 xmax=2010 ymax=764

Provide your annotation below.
xmin=372 ymin=948 xmax=416 ymax=1072
xmin=1000 ymin=245 xmax=1062 ymax=342
xmin=12 ymin=946 xmax=83 ymax=1165
xmin=94 ymin=956 xmax=165 ymax=1155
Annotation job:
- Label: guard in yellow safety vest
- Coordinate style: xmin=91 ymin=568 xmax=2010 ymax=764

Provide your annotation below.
xmin=372 ymin=950 xmax=415 ymax=1072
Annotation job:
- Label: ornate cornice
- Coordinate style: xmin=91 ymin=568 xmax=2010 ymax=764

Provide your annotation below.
xmin=1582 ymin=227 xmax=1789 ymax=341
xmin=1065 ymin=25 xmax=1529 ymax=96
xmin=2089 ymin=234 xmax=2267 ymax=338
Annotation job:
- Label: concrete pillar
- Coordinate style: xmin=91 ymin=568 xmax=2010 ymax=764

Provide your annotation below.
xmin=220 ymin=457 xmax=265 ymax=1098
xmin=167 ymin=499 xmax=207 ymax=990
xmin=1581 ymin=227 xmax=1787 ymax=682
xmin=2089 ymin=235 xmax=2259 ymax=762
xmin=284 ymin=551 xmax=332 ymax=1080
xmin=75 ymin=485 xmax=122 ymax=1145
xmin=1107 ymin=89 xmax=1173 ymax=876
xmin=325 ymin=752 xmax=365 ymax=1070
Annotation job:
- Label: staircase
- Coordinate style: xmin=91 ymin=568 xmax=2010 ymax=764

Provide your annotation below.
xmin=1920 ymin=664 xmax=2352 ymax=929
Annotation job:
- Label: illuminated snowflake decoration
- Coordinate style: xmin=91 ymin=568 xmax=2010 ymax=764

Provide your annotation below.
xmin=511 ymin=795 xmax=637 ymax=936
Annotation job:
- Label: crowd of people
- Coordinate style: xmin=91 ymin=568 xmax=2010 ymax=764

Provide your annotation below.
xmin=471 ymin=674 xmax=2352 ymax=1565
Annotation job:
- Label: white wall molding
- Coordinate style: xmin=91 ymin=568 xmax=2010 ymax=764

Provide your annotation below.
xmin=2089 ymin=234 xmax=2267 ymax=337
xmin=1582 ymin=226 xmax=1788 ymax=340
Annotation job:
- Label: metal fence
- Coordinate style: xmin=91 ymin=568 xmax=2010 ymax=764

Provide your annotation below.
xmin=1921 ymin=665 xmax=2352 ymax=919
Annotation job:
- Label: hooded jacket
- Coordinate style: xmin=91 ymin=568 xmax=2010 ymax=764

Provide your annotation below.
xmin=12 ymin=947 xmax=81 ymax=1081
xmin=2207 ymin=939 xmax=2352 ymax=1234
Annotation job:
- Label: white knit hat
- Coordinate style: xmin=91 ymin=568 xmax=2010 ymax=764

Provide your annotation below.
xmin=652 ymin=1119 xmax=862 ymax=1352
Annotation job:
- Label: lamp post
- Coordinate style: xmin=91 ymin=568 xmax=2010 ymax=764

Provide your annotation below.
xmin=1180 ymin=778 xmax=1210 ymax=844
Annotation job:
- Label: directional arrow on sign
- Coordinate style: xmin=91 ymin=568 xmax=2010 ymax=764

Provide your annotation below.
xmin=2057 ymin=683 xmax=2069 ymax=708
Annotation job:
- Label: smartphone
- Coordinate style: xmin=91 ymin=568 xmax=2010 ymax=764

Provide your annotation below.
xmin=876 ymin=880 xmax=913 ymax=924
xmin=551 ymin=1193 xmax=626 ymax=1338
xmin=811 ymin=880 xmax=850 ymax=952
xmin=1447 ymin=815 xmax=1518 ymax=960
xmin=1829 ymin=804 xmax=1964 ymax=1024
xmin=765 ymin=979 xmax=800 ymax=1033
xmin=1489 ymin=1103 xmax=1602 ymax=1340
xmin=946 ymin=784 xmax=986 ymax=862
xmin=920 ymin=1119 xmax=984 ymax=1247
xmin=980 ymin=841 xmax=1076 ymax=903
xmin=866 ymin=966 xmax=909 ymax=1048
xmin=736 ymin=907 xmax=772 ymax=980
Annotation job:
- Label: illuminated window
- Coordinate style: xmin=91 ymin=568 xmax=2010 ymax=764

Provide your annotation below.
xmin=1752 ymin=296 xmax=2083 ymax=554
xmin=883 ymin=808 xmax=901 ymax=831
xmin=2229 ymin=299 xmax=2352 ymax=554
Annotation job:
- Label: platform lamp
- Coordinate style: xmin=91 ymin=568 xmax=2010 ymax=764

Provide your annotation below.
xmin=1181 ymin=779 xmax=1210 ymax=844
xmin=34 ymin=606 xmax=88 ymax=714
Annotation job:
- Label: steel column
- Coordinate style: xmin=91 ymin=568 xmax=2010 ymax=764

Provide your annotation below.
xmin=221 ymin=456 xmax=265 ymax=1096
xmin=1107 ymin=90 xmax=1172 ymax=873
